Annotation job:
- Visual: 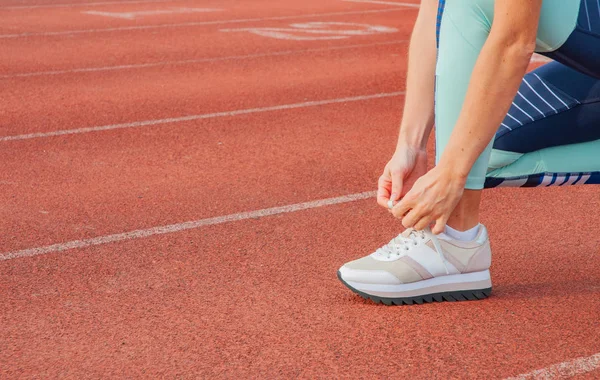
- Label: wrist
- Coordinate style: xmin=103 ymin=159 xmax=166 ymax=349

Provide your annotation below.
xmin=397 ymin=124 xmax=430 ymax=150
xmin=437 ymin=153 xmax=471 ymax=180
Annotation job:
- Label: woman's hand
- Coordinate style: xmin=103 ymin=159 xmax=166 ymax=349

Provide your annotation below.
xmin=391 ymin=164 xmax=466 ymax=234
xmin=377 ymin=145 xmax=428 ymax=209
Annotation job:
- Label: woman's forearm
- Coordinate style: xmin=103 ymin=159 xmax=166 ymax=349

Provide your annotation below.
xmin=397 ymin=0 xmax=438 ymax=150
xmin=437 ymin=0 xmax=541 ymax=178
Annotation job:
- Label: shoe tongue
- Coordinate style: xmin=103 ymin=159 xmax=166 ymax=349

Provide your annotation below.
xmin=385 ymin=231 xmax=411 ymax=249
xmin=400 ymin=229 xmax=433 ymax=243
xmin=401 ymin=229 xmax=414 ymax=238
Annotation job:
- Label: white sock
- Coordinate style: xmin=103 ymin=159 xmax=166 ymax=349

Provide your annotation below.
xmin=444 ymin=224 xmax=480 ymax=242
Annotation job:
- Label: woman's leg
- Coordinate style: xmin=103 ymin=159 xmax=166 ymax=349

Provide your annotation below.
xmin=434 ymin=1 xmax=497 ymax=232
xmin=542 ymin=0 xmax=600 ymax=80
xmin=436 ymin=0 xmax=599 ymax=232
xmin=435 ymin=0 xmax=494 ymax=192
xmin=484 ymin=2 xmax=600 ymax=188
xmin=446 ymin=190 xmax=481 ymax=231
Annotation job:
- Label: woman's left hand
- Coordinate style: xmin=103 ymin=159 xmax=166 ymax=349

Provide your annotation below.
xmin=391 ymin=164 xmax=466 ymax=234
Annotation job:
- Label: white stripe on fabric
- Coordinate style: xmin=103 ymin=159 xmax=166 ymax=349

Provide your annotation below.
xmin=532 ymin=73 xmax=570 ymax=108
xmin=563 ymin=175 xmax=579 ymax=186
xmin=498 ymin=177 xmax=528 ymax=188
xmin=511 ymin=102 xmax=535 ymax=121
xmin=552 ymin=175 xmax=567 ymax=186
xmin=584 ymin=0 xmax=592 ymax=31
xmin=540 ymin=175 xmax=554 ymax=186
xmin=571 ymin=173 xmax=584 ymax=185
xmin=406 ymin=244 xmax=456 ymax=277
xmin=523 ymin=78 xmax=558 ymax=114
xmin=500 ymin=123 xmax=512 ymax=131
xmin=517 ymin=91 xmax=544 ymax=116
xmin=506 ymin=113 xmax=524 ymax=126
xmin=597 ymin=0 xmax=600 ymax=30
xmin=579 ymin=174 xmax=591 ymax=184
xmin=557 ymin=176 xmax=571 ymax=186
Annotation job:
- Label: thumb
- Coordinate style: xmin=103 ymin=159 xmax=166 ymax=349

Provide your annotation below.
xmin=390 ymin=170 xmax=403 ymax=202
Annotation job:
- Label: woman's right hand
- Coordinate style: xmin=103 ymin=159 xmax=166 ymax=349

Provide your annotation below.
xmin=377 ymin=145 xmax=428 ymax=209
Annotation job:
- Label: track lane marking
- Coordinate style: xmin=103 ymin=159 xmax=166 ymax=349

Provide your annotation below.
xmin=220 ymin=22 xmax=397 ymax=41
xmin=1 ymin=40 xmax=407 ymax=79
xmin=82 ymin=7 xmax=222 ymax=20
xmin=0 ymin=91 xmax=404 ymax=142
xmin=343 ymin=0 xmax=419 ymax=7
xmin=0 ymin=8 xmax=410 ymax=39
xmin=0 ymin=0 xmax=174 ymax=10
xmin=0 ymin=191 xmax=376 ymax=261
xmin=505 ymin=353 xmax=600 ymax=379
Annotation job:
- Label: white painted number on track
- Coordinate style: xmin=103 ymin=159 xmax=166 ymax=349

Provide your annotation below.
xmin=221 ymin=22 xmax=397 ymax=41
xmin=83 ymin=7 xmax=222 ymax=20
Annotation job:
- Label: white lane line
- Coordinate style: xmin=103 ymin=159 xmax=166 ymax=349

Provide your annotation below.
xmin=82 ymin=7 xmax=222 ymax=20
xmin=0 ymin=91 xmax=404 ymax=142
xmin=343 ymin=0 xmax=419 ymax=8
xmin=1 ymin=40 xmax=407 ymax=79
xmin=220 ymin=22 xmax=397 ymax=41
xmin=0 ymin=8 xmax=408 ymax=39
xmin=505 ymin=353 xmax=600 ymax=379
xmin=0 ymin=191 xmax=376 ymax=261
xmin=0 ymin=0 xmax=173 ymax=10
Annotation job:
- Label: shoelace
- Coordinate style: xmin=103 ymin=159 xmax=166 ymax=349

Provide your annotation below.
xmin=375 ymin=227 xmax=451 ymax=275
xmin=375 ymin=229 xmax=426 ymax=258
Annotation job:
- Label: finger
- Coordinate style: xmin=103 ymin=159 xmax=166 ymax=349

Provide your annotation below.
xmin=377 ymin=175 xmax=392 ymax=208
xmin=432 ymin=215 xmax=449 ymax=235
xmin=390 ymin=170 xmax=403 ymax=202
xmin=401 ymin=207 xmax=422 ymax=229
xmin=413 ymin=215 xmax=433 ymax=231
xmin=392 ymin=194 xmax=414 ymax=219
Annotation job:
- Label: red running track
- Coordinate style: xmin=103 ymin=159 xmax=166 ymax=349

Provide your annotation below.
xmin=1 ymin=1 xmax=599 ymax=378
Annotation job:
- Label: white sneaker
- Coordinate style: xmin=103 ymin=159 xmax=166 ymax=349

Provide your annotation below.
xmin=338 ymin=226 xmax=492 ymax=305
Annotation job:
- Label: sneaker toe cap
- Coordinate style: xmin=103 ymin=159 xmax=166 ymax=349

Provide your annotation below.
xmin=338 ymin=265 xmax=402 ymax=285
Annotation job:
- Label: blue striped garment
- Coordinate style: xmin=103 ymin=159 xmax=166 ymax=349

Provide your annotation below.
xmin=485 ymin=171 xmax=600 ymax=188
xmin=436 ymin=0 xmax=446 ymax=48
xmin=579 ymin=0 xmax=600 ymax=32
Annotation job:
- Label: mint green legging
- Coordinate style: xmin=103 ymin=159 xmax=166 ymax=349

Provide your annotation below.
xmin=435 ymin=0 xmax=600 ymax=189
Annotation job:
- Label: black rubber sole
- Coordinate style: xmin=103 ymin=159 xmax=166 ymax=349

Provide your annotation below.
xmin=337 ymin=270 xmax=492 ymax=306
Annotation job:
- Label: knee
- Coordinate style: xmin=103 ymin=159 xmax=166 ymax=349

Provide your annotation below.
xmin=443 ymin=0 xmax=494 ymax=30
xmin=487 ymin=149 xmax=523 ymax=172
xmin=437 ymin=0 xmax=493 ymax=57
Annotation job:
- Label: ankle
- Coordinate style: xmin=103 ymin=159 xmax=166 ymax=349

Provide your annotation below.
xmin=447 ymin=189 xmax=481 ymax=231
xmin=444 ymin=224 xmax=480 ymax=242
xmin=446 ymin=220 xmax=479 ymax=232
